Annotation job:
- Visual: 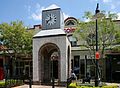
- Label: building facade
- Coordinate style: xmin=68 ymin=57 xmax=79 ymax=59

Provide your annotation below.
xmin=0 ymin=9 xmax=120 ymax=84
xmin=32 ymin=16 xmax=120 ymax=84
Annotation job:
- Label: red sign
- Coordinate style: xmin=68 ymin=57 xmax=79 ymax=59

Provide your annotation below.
xmin=64 ymin=27 xmax=76 ymax=33
xmin=95 ymin=52 xmax=100 ymax=60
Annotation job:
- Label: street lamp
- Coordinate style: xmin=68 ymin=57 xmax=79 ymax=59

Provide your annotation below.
xmin=94 ymin=3 xmax=105 ymax=86
xmin=95 ymin=3 xmax=100 ymax=87
xmin=93 ymin=5 xmax=105 ymax=86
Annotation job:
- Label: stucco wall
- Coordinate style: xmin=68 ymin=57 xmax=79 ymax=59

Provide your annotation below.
xmin=33 ymin=35 xmax=71 ymax=82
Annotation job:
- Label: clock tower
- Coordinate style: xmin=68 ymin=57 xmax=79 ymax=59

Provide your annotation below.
xmin=42 ymin=8 xmax=64 ymax=30
xmin=33 ymin=6 xmax=71 ymax=84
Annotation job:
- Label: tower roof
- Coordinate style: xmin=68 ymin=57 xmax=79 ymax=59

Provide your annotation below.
xmin=33 ymin=29 xmax=66 ymax=38
xmin=43 ymin=4 xmax=60 ymax=10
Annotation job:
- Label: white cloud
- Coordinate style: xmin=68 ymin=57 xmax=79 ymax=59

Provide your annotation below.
xmin=36 ymin=3 xmax=41 ymax=9
xmin=28 ymin=6 xmax=31 ymax=12
xmin=91 ymin=0 xmax=120 ymax=12
xmin=31 ymin=4 xmax=70 ymax=21
xmin=101 ymin=0 xmax=120 ymax=11
xmin=90 ymin=0 xmax=98 ymax=2
xmin=103 ymin=0 xmax=111 ymax=3
xmin=90 ymin=0 xmax=111 ymax=3
xmin=31 ymin=13 xmax=42 ymax=21
xmin=25 ymin=5 xmax=31 ymax=12
xmin=63 ymin=13 xmax=70 ymax=20
xmin=31 ymin=3 xmax=45 ymax=21
xmin=110 ymin=4 xmax=115 ymax=10
xmin=84 ymin=19 xmax=90 ymax=22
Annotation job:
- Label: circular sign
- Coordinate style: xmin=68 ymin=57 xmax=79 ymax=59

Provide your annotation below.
xmin=95 ymin=52 xmax=100 ymax=60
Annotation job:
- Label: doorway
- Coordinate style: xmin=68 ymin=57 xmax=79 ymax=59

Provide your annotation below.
xmin=52 ymin=60 xmax=58 ymax=79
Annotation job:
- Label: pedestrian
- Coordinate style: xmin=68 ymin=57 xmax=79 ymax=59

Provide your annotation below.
xmin=71 ymin=70 xmax=77 ymax=81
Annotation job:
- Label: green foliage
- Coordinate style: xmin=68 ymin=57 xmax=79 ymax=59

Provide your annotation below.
xmin=82 ymin=11 xmax=93 ymax=20
xmin=0 ymin=81 xmax=5 ymax=87
xmin=69 ymin=82 xmax=77 ymax=88
xmin=115 ymin=28 xmax=120 ymax=44
xmin=112 ymin=46 xmax=120 ymax=52
xmin=76 ymin=86 xmax=118 ymax=88
xmin=107 ymin=11 xmax=118 ymax=20
xmin=74 ymin=11 xmax=120 ymax=60
xmin=0 ymin=79 xmax=23 ymax=87
xmin=0 ymin=21 xmax=34 ymax=57
xmin=102 ymin=85 xmax=118 ymax=88
xmin=68 ymin=83 xmax=118 ymax=88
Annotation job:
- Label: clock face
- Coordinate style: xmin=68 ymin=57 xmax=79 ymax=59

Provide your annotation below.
xmin=45 ymin=13 xmax=57 ymax=26
xmin=42 ymin=8 xmax=63 ymax=29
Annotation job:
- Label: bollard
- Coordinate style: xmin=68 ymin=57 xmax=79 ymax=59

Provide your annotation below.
xmin=29 ymin=75 xmax=32 ymax=88
xmin=67 ymin=78 xmax=69 ymax=88
xmin=67 ymin=78 xmax=71 ymax=88
xmin=52 ymin=77 xmax=55 ymax=88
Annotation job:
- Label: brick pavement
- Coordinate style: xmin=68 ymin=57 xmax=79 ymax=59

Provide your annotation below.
xmin=12 ymin=84 xmax=66 ymax=88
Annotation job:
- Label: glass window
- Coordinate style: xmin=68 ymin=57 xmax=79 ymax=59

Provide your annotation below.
xmin=65 ymin=20 xmax=75 ymax=26
xmin=80 ymin=59 xmax=85 ymax=78
xmin=68 ymin=36 xmax=77 ymax=46
xmin=74 ymin=56 xmax=80 ymax=67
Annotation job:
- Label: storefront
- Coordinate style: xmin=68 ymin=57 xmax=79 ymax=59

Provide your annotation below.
xmin=106 ymin=53 xmax=120 ymax=82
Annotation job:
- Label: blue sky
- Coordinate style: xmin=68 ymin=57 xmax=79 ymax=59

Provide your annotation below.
xmin=1 ymin=0 xmax=120 ymax=27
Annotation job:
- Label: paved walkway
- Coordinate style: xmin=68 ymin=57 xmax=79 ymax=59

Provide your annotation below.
xmin=11 ymin=82 xmax=120 ymax=88
xmin=106 ymin=83 xmax=120 ymax=87
xmin=12 ymin=84 xmax=66 ymax=88
xmin=12 ymin=83 xmax=120 ymax=88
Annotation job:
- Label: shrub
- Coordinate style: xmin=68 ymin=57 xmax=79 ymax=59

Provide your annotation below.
xmin=68 ymin=83 xmax=118 ymax=88
xmin=102 ymin=85 xmax=118 ymax=88
xmin=76 ymin=86 xmax=118 ymax=88
xmin=0 ymin=79 xmax=23 ymax=87
xmin=69 ymin=82 xmax=77 ymax=88
xmin=76 ymin=86 xmax=99 ymax=88
xmin=0 ymin=81 xmax=5 ymax=87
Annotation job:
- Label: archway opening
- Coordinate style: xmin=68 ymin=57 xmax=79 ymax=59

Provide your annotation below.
xmin=39 ymin=43 xmax=60 ymax=84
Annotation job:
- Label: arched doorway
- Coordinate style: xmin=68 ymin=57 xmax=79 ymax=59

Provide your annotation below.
xmin=39 ymin=43 xmax=60 ymax=84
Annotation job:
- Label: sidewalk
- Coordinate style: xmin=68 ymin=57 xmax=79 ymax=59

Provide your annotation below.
xmin=12 ymin=84 xmax=66 ymax=88
xmin=106 ymin=83 xmax=120 ymax=87
xmin=12 ymin=83 xmax=120 ymax=88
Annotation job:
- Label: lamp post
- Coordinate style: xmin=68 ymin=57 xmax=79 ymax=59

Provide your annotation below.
xmin=93 ymin=3 xmax=105 ymax=86
xmin=95 ymin=3 xmax=100 ymax=87
xmin=51 ymin=55 xmax=55 ymax=88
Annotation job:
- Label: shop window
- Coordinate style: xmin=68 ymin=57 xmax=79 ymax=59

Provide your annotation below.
xmin=70 ymin=41 xmax=77 ymax=46
xmin=14 ymin=60 xmax=32 ymax=77
xmin=80 ymin=59 xmax=85 ymax=78
xmin=74 ymin=56 xmax=80 ymax=68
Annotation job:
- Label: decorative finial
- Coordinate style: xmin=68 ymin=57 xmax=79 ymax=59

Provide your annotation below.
xmin=96 ymin=3 xmax=99 ymax=10
xmin=95 ymin=3 xmax=100 ymax=14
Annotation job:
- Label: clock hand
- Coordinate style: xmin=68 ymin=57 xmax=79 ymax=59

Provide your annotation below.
xmin=46 ymin=16 xmax=52 ymax=23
